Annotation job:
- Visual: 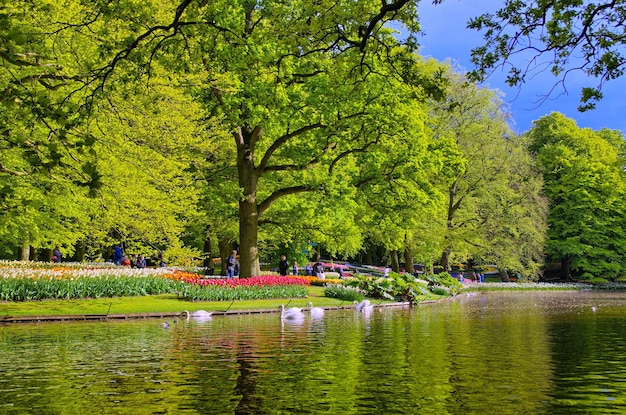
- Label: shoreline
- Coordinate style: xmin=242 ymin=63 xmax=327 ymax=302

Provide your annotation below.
xmin=0 ymin=301 xmax=415 ymax=324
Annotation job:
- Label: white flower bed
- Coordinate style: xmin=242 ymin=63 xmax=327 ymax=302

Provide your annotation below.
xmin=0 ymin=261 xmax=170 ymax=279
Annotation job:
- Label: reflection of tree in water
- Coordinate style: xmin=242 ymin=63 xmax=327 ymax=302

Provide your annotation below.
xmin=234 ymin=339 xmax=262 ymax=415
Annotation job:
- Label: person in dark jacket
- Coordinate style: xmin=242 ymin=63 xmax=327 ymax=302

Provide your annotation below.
xmin=113 ymin=244 xmax=123 ymax=265
xmin=52 ymin=246 xmax=62 ymax=263
xmin=278 ymin=255 xmax=289 ymax=276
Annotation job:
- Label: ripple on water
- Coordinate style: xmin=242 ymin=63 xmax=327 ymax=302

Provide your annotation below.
xmin=3 ymin=293 xmax=626 ymax=413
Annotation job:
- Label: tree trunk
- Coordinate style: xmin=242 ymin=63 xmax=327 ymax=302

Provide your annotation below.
xmin=234 ymin=126 xmax=263 ymax=278
xmin=562 ymin=256 xmax=572 ymax=280
xmin=390 ymin=250 xmax=400 ymax=273
xmin=440 ymin=249 xmax=451 ymax=272
xmin=20 ymin=242 xmax=30 ymax=261
xmin=29 ymin=246 xmax=38 ymax=261
xmin=218 ymin=237 xmax=232 ymax=276
xmin=499 ymin=269 xmax=510 ymax=282
xmin=365 ymin=246 xmax=374 ymax=265
xmin=404 ymin=239 xmax=414 ymax=275
xmin=238 ymin=198 xmax=261 ymax=277
xmin=75 ymin=240 xmax=86 ymax=262
xmin=203 ymin=232 xmax=214 ymax=274
xmin=312 ymin=247 xmax=320 ymax=262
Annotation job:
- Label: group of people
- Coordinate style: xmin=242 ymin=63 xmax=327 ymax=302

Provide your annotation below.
xmin=227 ymin=251 xmax=347 ymax=280
xmin=279 ymin=257 xmax=344 ymax=279
xmin=112 ymin=244 xmax=147 ymax=268
xmin=49 ymin=244 xmax=148 ymax=268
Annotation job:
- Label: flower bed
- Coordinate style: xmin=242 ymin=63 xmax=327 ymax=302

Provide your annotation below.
xmin=0 ymin=263 xmax=311 ymax=302
xmin=0 ymin=275 xmax=181 ymax=301
xmin=172 ymin=274 xmax=310 ymax=301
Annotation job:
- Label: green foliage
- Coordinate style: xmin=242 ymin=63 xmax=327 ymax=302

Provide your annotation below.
xmin=344 ymin=272 xmax=434 ymax=302
xmin=528 ymin=113 xmax=626 ymax=279
xmin=423 ymin=272 xmax=462 ymax=295
xmin=0 ymin=276 xmax=182 ymax=301
xmin=323 ymin=283 xmax=365 ymax=302
xmin=429 ymin=286 xmax=451 ymax=296
xmin=467 ymin=1 xmax=626 ymax=110
xmin=0 ymin=0 xmax=554 ymax=278
xmin=425 ymin=70 xmax=547 ymax=274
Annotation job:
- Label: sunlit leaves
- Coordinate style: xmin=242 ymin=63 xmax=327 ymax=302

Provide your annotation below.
xmin=527 ymin=112 xmax=626 ymax=279
xmin=468 ymin=0 xmax=626 ymax=110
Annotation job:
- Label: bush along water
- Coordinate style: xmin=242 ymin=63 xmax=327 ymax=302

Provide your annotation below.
xmin=342 ymin=272 xmax=435 ymax=304
xmin=422 ymin=272 xmax=463 ymax=296
xmin=323 ymin=284 xmax=366 ymax=302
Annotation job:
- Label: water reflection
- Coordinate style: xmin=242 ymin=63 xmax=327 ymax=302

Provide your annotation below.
xmin=3 ymin=292 xmax=626 ymax=414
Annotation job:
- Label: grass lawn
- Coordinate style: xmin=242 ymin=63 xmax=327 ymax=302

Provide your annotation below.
xmin=0 ymin=285 xmax=367 ymax=317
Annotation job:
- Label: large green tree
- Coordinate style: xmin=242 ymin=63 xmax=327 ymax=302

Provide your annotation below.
xmin=0 ymin=1 xmax=103 ymax=259
xmin=527 ymin=112 xmax=626 ymax=280
xmin=426 ymin=71 xmax=547 ymax=277
xmin=349 ymin=58 xmax=448 ymax=272
xmin=66 ymin=0 xmax=446 ymax=276
xmin=0 ymin=1 xmax=215 ymax=262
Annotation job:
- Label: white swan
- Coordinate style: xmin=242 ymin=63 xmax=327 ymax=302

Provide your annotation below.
xmin=355 ymin=300 xmax=374 ymax=313
xmin=184 ymin=310 xmax=213 ymax=321
xmin=307 ymin=301 xmax=325 ymax=319
xmin=279 ymin=304 xmax=305 ymax=320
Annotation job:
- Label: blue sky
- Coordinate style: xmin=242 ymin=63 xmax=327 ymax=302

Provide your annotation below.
xmin=414 ymin=1 xmax=626 ymax=135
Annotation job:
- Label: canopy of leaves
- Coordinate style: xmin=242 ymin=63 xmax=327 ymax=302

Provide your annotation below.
xmin=527 ymin=112 xmax=626 ymax=279
xmin=426 ymin=69 xmax=547 ymax=277
xmin=468 ymin=0 xmax=626 ymax=111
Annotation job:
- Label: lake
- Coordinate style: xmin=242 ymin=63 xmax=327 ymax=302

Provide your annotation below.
xmin=1 ymin=291 xmax=626 ymax=414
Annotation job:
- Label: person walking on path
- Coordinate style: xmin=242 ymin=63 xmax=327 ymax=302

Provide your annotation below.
xmin=227 ymin=250 xmax=237 ymax=279
xmin=278 ymin=255 xmax=289 ymax=276
xmin=113 ymin=244 xmax=123 ymax=265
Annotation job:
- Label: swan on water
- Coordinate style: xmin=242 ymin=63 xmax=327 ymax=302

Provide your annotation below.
xmin=279 ymin=304 xmax=305 ymax=320
xmin=184 ymin=310 xmax=213 ymax=321
xmin=355 ymin=300 xmax=374 ymax=313
xmin=307 ymin=302 xmax=325 ymax=318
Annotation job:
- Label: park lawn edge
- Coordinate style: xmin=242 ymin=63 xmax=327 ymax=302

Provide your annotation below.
xmin=0 ymin=285 xmax=442 ymax=318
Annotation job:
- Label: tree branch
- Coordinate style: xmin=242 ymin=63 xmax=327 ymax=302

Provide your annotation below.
xmin=0 ymin=164 xmax=28 ymax=176
xmin=257 ymin=123 xmax=325 ymax=173
xmin=92 ymin=0 xmax=195 ymax=93
xmin=258 ymin=185 xmax=316 ymax=216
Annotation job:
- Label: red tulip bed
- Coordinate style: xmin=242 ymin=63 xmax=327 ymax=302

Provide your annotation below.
xmin=169 ymin=271 xmax=311 ymax=301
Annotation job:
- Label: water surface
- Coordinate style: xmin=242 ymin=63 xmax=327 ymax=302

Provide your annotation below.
xmin=1 ymin=291 xmax=626 ymax=414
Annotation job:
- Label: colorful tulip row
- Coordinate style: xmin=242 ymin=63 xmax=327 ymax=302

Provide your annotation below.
xmin=178 ymin=274 xmax=310 ymax=287
xmin=0 ymin=262 xmax=315 ymax=301
xmin=0 ymin=265 xmax=170 ymax=281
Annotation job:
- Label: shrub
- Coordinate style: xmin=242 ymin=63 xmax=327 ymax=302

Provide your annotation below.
xmin=342 ymin=272 xmax=433 ymax=303
xmin=324 ymin=284 xmax=365 ymax=302
xmin=423 ymin=272 xmax=462 ymax=295
xmin=430 ymin=285 xmax=451 ymax=296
